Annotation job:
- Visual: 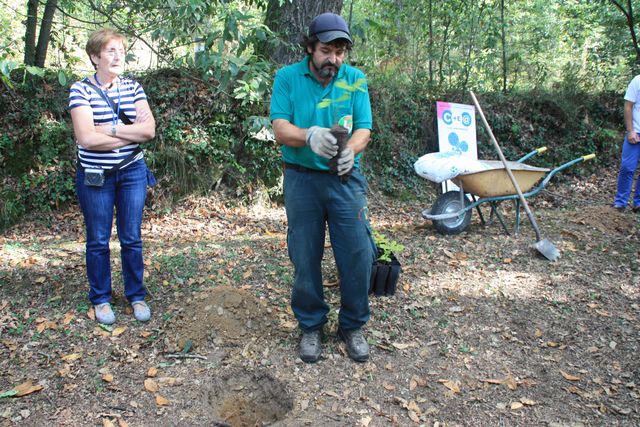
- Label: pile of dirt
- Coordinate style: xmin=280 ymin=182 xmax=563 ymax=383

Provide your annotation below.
xmin=163 ymin=285 xmax=273 ymax=353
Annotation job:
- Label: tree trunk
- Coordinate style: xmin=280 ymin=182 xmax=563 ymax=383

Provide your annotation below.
xmin=438 ymin=18 xmax=451 ymax=86
xmin=461 ymin=2 xmax=486 ymax=90
xmin=263 ymin=0 xmax=345 ymax=65
xmin=34 ymin=0 xmax=58 ymax=68
xmin=24 ymin=0 xmax=38 ymax=65
xmin=428 ymin=0 xmax=433 ymax=85
xmin=501 ymin=0 xmax=507 ymax=92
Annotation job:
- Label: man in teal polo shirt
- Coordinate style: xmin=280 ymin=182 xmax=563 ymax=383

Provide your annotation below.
xmin=270 ymin=12 xmax=375 ymax=363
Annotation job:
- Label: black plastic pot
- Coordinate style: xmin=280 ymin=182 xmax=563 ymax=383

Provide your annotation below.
xmin=369 ymin=252 xmax=401 ymax=296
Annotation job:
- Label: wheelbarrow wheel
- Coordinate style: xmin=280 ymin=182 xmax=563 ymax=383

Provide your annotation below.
xmin=431 ymin=191 xmax=472 ymax=235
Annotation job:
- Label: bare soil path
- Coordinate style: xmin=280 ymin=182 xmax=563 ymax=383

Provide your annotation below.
xmin=0 ymin=168 xmax=638 ymax=426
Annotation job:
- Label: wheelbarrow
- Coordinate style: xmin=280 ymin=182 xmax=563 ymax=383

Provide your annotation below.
xmin=422 ymin=147 xmax=596 ymax=235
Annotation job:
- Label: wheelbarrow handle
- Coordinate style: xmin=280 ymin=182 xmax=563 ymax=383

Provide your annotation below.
xmin=518 ymin=146 xmax=548 ymax=163
xmin=457 ymin=152 xmax=598 ymax=216
xmin=531 ymin=153 xmax=597 ymax=196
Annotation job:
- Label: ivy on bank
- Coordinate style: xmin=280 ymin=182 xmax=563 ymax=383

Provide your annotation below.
xmin=0 ymin=67 xmax=624 ymax=231
xmin=0 ymin=67 xmax=280 ymax=231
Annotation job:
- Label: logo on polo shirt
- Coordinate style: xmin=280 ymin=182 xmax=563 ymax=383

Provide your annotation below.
xmin=338 ymin=115 xmax=353 ymax=133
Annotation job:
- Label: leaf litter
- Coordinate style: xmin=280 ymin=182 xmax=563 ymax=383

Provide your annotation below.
xmin=0 ymin=170 xmax=639 ymax=425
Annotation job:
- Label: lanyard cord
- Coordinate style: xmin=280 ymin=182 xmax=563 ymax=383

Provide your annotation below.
xmin=94 ymin=73 xmax=121 ymax=126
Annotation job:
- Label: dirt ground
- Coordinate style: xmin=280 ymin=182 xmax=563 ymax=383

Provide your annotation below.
xmin=1 ymin=167 xmax=639 ymax=426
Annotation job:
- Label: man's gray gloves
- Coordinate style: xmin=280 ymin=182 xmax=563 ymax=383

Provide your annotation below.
xmin=306 ymin=126 xmax=338 ymax=159
xmin=336 ymin=147 xmax=354 ymax=176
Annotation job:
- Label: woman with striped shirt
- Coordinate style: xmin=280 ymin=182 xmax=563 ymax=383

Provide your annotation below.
xmin=69 ymin=28 xmax=156 ymax=325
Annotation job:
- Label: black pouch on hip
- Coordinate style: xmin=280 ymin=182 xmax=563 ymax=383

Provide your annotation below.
xmin=84 ymin=168 xmax=105 ymax=187
xmin=80 ymin=79 xmax=139 ymax=188
xmin=79 ymin=147 xmax=142 ymax=188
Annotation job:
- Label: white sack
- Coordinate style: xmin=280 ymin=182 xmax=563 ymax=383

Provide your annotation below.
xmin=414 ymin=151 xmax=487 ymax=183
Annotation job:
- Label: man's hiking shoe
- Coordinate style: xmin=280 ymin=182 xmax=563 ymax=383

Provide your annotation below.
xmin=338 ymin=327 xmax=369 ymax=362
xmin=299 ymin=329 xmax=323 ymax=363
xmin=94 ymin=303 xmax=116 ymax=325
xmin=132 ymin=301 xmax=151 ymax=322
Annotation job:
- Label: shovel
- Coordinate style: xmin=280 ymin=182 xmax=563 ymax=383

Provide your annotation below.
xmin=469 ymin=90 xmax=560 ymax=261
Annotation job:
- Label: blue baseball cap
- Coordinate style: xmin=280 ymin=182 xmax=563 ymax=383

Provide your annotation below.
xmin=309 ymin=13 xmax=352 ymax=44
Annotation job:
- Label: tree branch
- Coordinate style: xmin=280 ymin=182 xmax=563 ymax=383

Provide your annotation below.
xmin=83 ymin=0 xmax=164 ymax=62
xmin=609 ymin=0 xmax=630 ymax=19
xmin=54 ymin=3 xmax=109 ymax=26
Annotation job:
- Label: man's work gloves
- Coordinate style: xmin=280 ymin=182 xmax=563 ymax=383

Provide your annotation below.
xmin=336 ymin=147 xmax=354 ymax=176
xmin=306 ymin=126 xmax=354 ymax=177
xmin=306 ymin=126 xmax=338 ymax=159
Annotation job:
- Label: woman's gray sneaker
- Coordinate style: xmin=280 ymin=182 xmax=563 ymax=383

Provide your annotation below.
xmin=132 ymin=301 xmax=151 ymax=322
xmin=94 ymin=303 xmax=116 ymax=325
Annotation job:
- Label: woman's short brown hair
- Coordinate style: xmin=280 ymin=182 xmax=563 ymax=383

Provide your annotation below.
xmin=86 ymin=28 xmax=127 ymax=67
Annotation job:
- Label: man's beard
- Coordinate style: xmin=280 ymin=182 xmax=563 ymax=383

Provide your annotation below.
xmin=315 ymin=60 xmax=338 ymax=79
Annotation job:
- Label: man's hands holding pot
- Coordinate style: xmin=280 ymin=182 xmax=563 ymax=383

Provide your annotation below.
xmin=306 ymin=126 xmax=338 ymax=158
xmin=336 ymin=147 xmax=354 ymax=176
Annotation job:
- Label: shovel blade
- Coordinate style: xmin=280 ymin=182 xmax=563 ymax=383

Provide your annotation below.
xmin=533 ymin=239 xmax=561 ymax=261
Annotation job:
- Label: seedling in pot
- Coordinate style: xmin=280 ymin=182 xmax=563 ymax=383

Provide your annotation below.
xmin=317 ymin=78 xmax=367 ymax=182
xmin=373 ymin=231 xmax=404 ymax=263
xmin=370 ymin=232 xmax=403 ymax=296
xmin=328 ymin=119 xmax=351 ymax=181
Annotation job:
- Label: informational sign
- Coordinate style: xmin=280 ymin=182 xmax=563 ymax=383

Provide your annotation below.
xmin=436 ymin=101 xmax=477 ymax=158
xmin=436 ymin=101 xmax=477 ymax=191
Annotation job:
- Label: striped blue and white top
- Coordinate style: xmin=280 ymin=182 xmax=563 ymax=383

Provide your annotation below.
xmin=68 ymin=77 xmax=146 ymax=170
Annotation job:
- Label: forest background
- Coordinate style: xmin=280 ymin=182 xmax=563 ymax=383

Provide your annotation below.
xmin=1 ymin=0 xmax=638 ymax=228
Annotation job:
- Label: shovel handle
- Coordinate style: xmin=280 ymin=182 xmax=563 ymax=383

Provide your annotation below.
xmin=470 ymin=90 xmax=543 ymax=242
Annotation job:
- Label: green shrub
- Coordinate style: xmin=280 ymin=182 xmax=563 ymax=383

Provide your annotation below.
xmin=0 ymin=65 xmax=624 ymax=230
xmin=0 ymin=68 xmax=76 ymax=229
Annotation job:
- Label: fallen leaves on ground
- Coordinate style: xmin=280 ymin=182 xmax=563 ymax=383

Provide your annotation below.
xmin=560 ymin=371 xmax=581 ymax=381
xmin=438 ymin=379 xmax=461 ymax=394
xmin=155 ymin=394 xmax=170 ymax=406
xmin=144 ymin=378 xmax=159 ymax=393
xmin=1 ymin=172 xmax=640 ymax=425
xmin=0 ymin=380 xmax=43 ymax=398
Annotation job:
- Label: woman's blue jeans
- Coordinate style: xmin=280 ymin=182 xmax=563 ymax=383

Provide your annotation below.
xmin=284 ymin=167 xmax=376 ymax=332
xmin=76 ymin=159 xmax=149 ymax=305
xmin=614 ymin=135 xmax=640 ymax=208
